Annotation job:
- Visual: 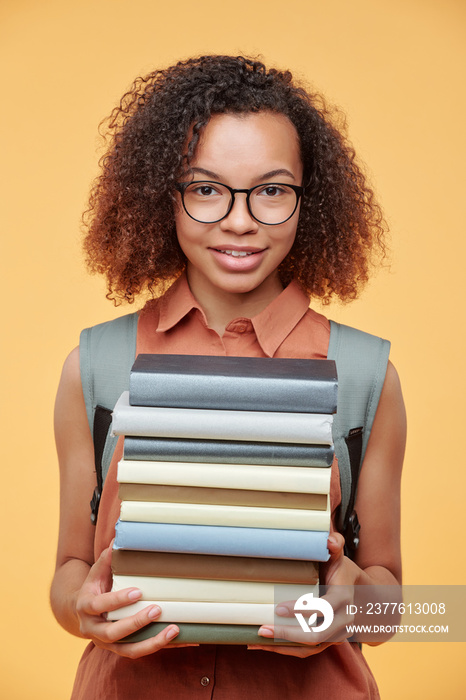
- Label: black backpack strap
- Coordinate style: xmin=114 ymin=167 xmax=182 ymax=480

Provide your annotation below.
xmin=90 ymin=405 xmax=113 ymax=523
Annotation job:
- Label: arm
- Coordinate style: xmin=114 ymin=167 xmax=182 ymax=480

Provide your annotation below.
xmin=50 ymin=347 xmax=195 ymax=657
xmin=253 ymin=360 xmax=406 ymax=654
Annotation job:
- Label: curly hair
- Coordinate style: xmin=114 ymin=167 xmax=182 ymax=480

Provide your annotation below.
xmin=83 ymin=55 xmax=386 ymax=304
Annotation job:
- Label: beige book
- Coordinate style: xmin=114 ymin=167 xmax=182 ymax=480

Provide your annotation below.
xmin=118 ymin=483 xmax=327 ymax=510
xmin=117 ymin=460 xmax=332 ymax=494
xmin=119 ymin=500 xmax=331 ymax=531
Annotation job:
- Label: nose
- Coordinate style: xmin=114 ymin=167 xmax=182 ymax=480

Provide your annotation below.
xmin=219 ymin=192 xmax=259 ymax=235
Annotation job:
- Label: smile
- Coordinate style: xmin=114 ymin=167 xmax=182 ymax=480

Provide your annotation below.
xmin=208 ymin=247 xmax=267 ymax=273
xmin=216 ymin=249 xmax=256 ymax=257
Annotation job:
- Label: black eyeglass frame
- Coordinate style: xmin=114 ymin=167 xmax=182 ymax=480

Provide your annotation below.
xmin=175 ymin=181 xmax=304 ymax=225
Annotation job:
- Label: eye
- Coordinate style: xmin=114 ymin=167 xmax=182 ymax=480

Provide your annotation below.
xmin=187 ymin=182 xmax=223 ymax=197
xmin=198 ymin=185 xmax=215 ymax=196
xmin=258 ymin=184 xmax=287 ymax=197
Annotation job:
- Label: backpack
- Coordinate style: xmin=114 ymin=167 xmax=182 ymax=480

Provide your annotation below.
xmin=79 ymin=313 xmax=390 ymax=558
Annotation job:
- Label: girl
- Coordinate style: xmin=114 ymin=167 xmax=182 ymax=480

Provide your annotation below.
xmin=51 ymin=55 xmax=406 ymax=699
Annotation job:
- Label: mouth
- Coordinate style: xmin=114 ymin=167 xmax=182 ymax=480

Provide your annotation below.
xmin=208 ymin=246 xmax=266 ymax=272
xmin=212 ymin=247 xmax=264 ymax=257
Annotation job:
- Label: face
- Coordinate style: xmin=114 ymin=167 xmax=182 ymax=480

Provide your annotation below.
xmin=175 ymin=111 xmax=303 ymax=304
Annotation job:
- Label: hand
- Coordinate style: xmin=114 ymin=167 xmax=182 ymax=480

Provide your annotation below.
xmin=248 ymin=534 xmax=357 ymax=656
xmin=75 ymin=544 xmax=198 ymax=658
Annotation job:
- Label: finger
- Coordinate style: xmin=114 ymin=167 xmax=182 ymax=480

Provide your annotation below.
xmin=96 ymin=624 xmax=182 ymax=658
xmin=258 ymin=619 xmax=348 ymax=646
xmin=258 ymin=624 xmax=318 ymax=645
xmin=77 ymin=585 xmax=145 ymax=618
xmin=79 ymin=545 xmax=115 ymax=598
xmin=87 ymin=604 xmax=166 ymax=644
xmin=87 ymin=543 xmax=114 ymax=582
xmin=321 ymin=532 xmax=353 ymax=585
xmin=327 ymin=533 xmax=345 ymax=558
xmin=78 ymin=601 xmax=162 ymax=643
xmin=274 ymin=599 xmax=300 ymax=618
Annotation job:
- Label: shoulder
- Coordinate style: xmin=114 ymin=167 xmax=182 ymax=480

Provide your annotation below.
xmin=373 ymin=360 xmax=406 ymax=435
xmin=57 ymin=346 xmax=82 ymax=402
xmin=79 ymin=311 xmax=140 ymax=350
xmin=55 ymin=346 xmax=91 ymax=450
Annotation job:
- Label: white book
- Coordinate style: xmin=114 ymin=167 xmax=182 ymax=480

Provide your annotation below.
xmin=112 ymin=575 xmax=318 ymax=604
xmin=111 ymin=391 xmax=334 ymax=445
xmin=108 ymin=600 xmax=284 ymax=625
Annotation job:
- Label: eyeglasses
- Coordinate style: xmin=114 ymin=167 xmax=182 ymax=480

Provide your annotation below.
xmin=175 ymin=181 xmax=304 ymax=225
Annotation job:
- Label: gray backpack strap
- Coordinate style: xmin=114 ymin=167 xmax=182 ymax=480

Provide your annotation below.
xmin=80 ymin=313 xmax=138 ymax=514
xmin=328 ymin=320 xmax=390 ymax=555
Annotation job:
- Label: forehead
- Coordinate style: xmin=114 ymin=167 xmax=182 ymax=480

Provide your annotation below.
xmin=190 ymin=111 xmax=302 ymax=181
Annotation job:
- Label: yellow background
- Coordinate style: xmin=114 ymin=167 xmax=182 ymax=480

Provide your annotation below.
xmin=1 ymin=0 xmax=465 ymax=697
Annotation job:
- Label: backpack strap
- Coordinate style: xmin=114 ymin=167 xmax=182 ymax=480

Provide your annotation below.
xmin=79 ymin=313 xmax=390 ymax=542
xmin=80 ymin=312 xmax=138 ymax=521
xmin=327 ymin=320 xmax=390 ymax=557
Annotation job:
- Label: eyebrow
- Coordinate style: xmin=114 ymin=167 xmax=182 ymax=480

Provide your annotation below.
xmin=190 ymin=167 xmax=297 ymax=181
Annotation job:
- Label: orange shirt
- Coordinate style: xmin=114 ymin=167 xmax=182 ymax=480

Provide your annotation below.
xmin=72 ymin=275 xmax=380 ymax=700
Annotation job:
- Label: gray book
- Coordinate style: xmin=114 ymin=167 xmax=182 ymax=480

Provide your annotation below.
xmin=123 ymin=436 xmax=334 ymax=467
xmin=129 ymin=354 xmax=338 ymax=413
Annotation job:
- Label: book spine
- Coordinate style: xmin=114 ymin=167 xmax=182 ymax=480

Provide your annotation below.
xmin=111 ymin=550 xmax=320 ymax=583
xmin=118 ymin=483 xmax=328 ymax=510
xmin=119 ymin=622 xmax=301 ymax=646
xmin=123 ymin=436 xmax=335 ymax=467
xmin=119 ymin=500 xmax=331 ymax=531
xmin=113 ymin=520 xmax=330 ymax=562
xmin=111 ymin=393 xmax=333 ymax=445
xmin=108 ymin=600 xmax=279 ymax=625
xmin=129 ymin=367 xmax=337 ymax=414
xmin=112 ymin=575 xmax=317 ymax=603
xmin=117 ymin=460 xmax=332 ymax=494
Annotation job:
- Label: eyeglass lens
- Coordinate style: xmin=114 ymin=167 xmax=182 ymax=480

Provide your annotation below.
xmin=182 ymin=182 xmax=299 ymax=224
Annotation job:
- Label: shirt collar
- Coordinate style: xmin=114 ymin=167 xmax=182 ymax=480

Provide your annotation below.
xmin=251 ymin=280 xmax=311 ymax=357
xmin=157 ymin=273 xmax=311 ymax=357
xmin=157 ymin=274 xmax=207 ymax=332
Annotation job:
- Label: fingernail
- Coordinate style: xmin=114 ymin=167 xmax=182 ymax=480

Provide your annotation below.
xmin=328 ymin=535 xmax=338 ymax=545
xmin=147 ymin=605 xmax=161 ymax=619
xmin=258 ymin=627 xmax=274 ymax=638
xmin=275 ymin=605 xmax=289 ymax=616
xmin=166 ymin=626 xmax=179 ymax=641
xmin=128 ymin=588 xmax=142 ymax=601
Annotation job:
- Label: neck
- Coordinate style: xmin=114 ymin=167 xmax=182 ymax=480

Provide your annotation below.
xmin=186 ymin=268 xmax=284 ymax=336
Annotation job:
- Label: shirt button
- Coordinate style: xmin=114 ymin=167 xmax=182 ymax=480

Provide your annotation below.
xmin=237 ymin=324 xmax=247 ymax=333
xmin=200 ymin=676 xmax=210 ymax=687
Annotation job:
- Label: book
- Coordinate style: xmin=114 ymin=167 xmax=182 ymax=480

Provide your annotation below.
xmin=113 ymin=520 xmax=330 ymax=561
xmin=108 ymin=600 xmax=290 ymax=625
xmin=111 ymin=550 xmax=319 ymax=583
xmin=123 ymin=436 xmax=334 ymax=467
xmin=129 ymin=354 xmax=338 ymax=414
xmin=111 ymin=392 xmax=334 ymax=445
xmin=119 ymin=500 xmax=331 ymax=531
xmin=118 ymin=483 xmax=328 ymax=510
xmin=119 ymin=622 xmax=300 ymax=645
xmin=111 ymin=575 xmax=317 ymax=603
xmin=117 ymin=460 xmax=332 ymax=494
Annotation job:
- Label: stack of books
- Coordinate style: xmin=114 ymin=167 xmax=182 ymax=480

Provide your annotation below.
xmin=109 ymin=354 xmax=337 ymax=644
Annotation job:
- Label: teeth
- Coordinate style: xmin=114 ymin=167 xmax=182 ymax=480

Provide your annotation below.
xmin=220 ymin=250 xmax=254 ymax=257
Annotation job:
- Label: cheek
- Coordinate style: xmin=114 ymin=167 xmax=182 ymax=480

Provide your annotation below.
xmin=275 ymin=223 xmax=298 ymax=254
xmin=175 ymin=214 xmax=207 ymax=260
